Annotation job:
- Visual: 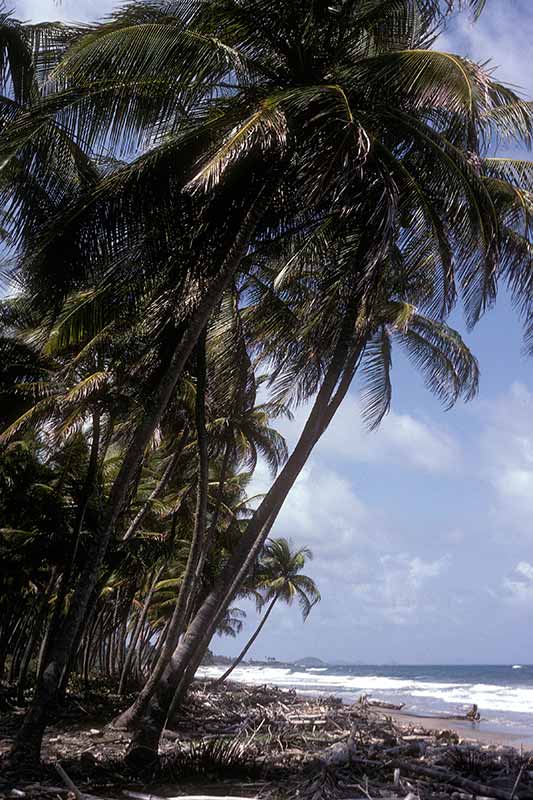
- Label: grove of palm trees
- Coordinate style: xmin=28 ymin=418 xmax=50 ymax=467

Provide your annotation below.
xmin=1 ymin=0 xmax=533 ymax=794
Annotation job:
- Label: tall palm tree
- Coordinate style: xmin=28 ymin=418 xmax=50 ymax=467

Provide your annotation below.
xmin=0 ymin=438 xmax=69 ymax=683
xmin=112 ymin=328 xmax=289 ymax=728
xmin=215 ymin=537 xmax=320 ymax=685
xmin=45 ymin=0 xmax=525 ymax=764
xmin=124 ymin=260 xmax=482 ymax=765
xmin=4 ymin=0 xmax=533 ymax=767
xmin=3 ymin=1 xmax=531 ymax=569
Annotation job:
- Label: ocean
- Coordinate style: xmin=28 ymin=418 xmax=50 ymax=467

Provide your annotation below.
xmin=197 ymin=663 xmax=533 ymax=743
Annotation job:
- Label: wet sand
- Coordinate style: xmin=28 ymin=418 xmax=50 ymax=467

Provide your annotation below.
xmin=384 ymin=708 xmax=533 ymax=749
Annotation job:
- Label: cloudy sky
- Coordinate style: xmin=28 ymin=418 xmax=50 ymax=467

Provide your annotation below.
xmin=12 ymin=0 xmax=533 ymax=665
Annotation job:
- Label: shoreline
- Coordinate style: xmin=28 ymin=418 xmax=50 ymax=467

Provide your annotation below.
xmin=235 ymin=682 xmax=533 ymax=750
xmin=199 ymin=664 xmax=533 ymax=750
xmin=382 ymin=708 xmax=532 ymax=748
xmin=2 ymin=679 xmax=533 ymax=798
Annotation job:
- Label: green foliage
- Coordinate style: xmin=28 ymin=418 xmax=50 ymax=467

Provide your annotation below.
xmin=0 ymin=0 xmax=532 ymax=768
xmin=0 ymin=440 xmax=69 ymax=567
xmin=257 ymin=537 xmax=321 ymax=620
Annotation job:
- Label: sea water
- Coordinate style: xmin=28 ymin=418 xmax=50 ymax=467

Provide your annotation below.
xmin=197 ymin=663 xmax=533 ymax=742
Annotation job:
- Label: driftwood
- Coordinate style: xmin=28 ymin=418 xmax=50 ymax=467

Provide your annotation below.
xmin=356 ymin=694 xmax=405 ymax=711
xmin=5 ymin=680 xmax=532 ymax=800
xmin=367 ymin=700 xmax=405 ymax=711
xmin=185 ymin=682 xmax=532 ymax=800
xmin=394 ymin=759 xmax=533 ymax=800
xmin=55 ymin=764 xmax=83 ymax=800
xmin=512 ymin=763 xmax=528 ymax=800
xmin=54 ymin=764 xmax=102 ymax=800
xmin=318 ymin=737 xmax=357 ymax=766
xmin=124 ymin=794 xmax=258 ymax=800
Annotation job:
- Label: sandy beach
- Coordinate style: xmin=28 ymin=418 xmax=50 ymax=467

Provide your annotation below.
xmin=198 ymin=663 xmax=533 ymax=752
xmin=385 ymin=708 xmax=533 ymax=749
xmin=2 ymin=678 xmax=533 ymax=799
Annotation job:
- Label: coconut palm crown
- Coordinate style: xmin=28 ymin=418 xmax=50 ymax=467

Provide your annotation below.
xmin=256 ymin=537 xmax=321 ymax=620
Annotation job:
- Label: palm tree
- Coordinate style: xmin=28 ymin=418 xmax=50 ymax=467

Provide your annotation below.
xmin=215 ymin=538 xmax=320 ymax=685
xmin=112 ymin=332 xmax=289 ymax=727
xmin=40 ymin=0 xmax=526 ymax=764
xmin=124 ymin=257 xmax=483 ymax=764
xmin=4 ymin=0 xmax=533 ymax=767
xmin=206 ymin=288 xmax=290 ymax=535
xmin=0 ymin=438 xmax=68 ymax=684
xmin=3 ymin=1 xmax=531 ymax=573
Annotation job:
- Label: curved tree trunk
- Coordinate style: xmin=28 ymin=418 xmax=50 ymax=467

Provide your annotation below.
xmin=208 ymin=440 xmax=233 ymax=539
xmin=0 ymin=598 xmax=19 ymax=683
xmin=82 ymin=600 xmax=103 ymax=689
xmin=8 ymin=185 xmax=272 ymax=769
xmin=16 ymin=570 xmax=57 ymax=705
xmin=122 ymin=429 xmax=188 ymax=542
xmin=114 ymin=327 xmax=210 ymax=730
xmin=38 ymin=411 xmax=101 ymax=683
xmin=147 ymin=619 xmax=169 ymax=676
xmin=9 ymin=598 xmax=40 ymax=684
xmin=215 ymin=595 xmax=278 ymax=685
xmin=165 ymin=511 xmax=279 ymax=721
xmin=125 ymin=316 xmax=364 ymax=767
xmin=118 ymin=566 xmax=164 ymax=695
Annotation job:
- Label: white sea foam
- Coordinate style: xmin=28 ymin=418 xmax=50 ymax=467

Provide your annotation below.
xmin=411 ymin=683 xmax=533 ymax=714
xmin=196 ymin=666 xmax=533 ymax=716
xmin=198 ymin=665 xmax=461 ymax=692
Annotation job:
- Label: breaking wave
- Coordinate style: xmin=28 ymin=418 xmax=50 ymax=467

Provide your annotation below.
xmin=197 ymin=664 xmax=533 ymax=716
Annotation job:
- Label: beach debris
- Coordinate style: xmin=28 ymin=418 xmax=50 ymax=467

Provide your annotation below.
xmin=2 ymin=681 xmax=532 ymax=800
xmin=53 ymin=763 xmax=102 ymax=800
xmin=123 ymin=794 xmax=258 ymax=800
xmin=54 ymin=763 xmax=82 ymax=800
xmin=466 ymin=704 xmax=481 ymax=722
xmin=319 ymin=735 xmax=357 ymax=766
xmin=166 ymin=683 xmax=532 ymax=800
xmin=357 ymin=695 xmax=405 ymax=711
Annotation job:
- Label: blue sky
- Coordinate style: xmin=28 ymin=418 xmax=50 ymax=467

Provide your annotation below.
xmin=13 ymin=0 xmax=533 ymax=665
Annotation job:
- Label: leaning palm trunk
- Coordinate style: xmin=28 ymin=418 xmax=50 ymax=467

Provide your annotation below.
xmin=81 ymin=599 xmax=103 ymax=688
xmin=8 ymin=187 xmax=273 ymax=768
xmin=16 ymin=571 xmax=57 ymax=705
xmin=165 ymin=512 xmax=279 ymax=723
xmin=215 ymin=595 xmax=278 ymax=685
xmin=208 ymin=440 xmax=233 ymax=540
xmin=125 ymin=310 xmax=363 ymax=766
xmin=37 ymin=411 xmax=101 ymax=683
xmin=114 ymin=329 xmax=210 ymax=730
xmin=122 ymin=428 xmax=188 ymax=542
xmin=118 ymin=566 xmax=164 ymax=695
xmin=170 ymin=328 xmax=361 ymax=710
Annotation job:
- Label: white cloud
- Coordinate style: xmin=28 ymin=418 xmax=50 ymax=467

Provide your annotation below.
xmin=14 ymin=0 xmax=114 ymax=22
xmin=494 ymin=469 xmax=533 ymax=502
xmin=218 ymin=374 xmax=533 ymax=660
xmin=503 ymin=562 xmax=533 ymax=606
xmin=276 ymin=395 xmax=462 ymax=475
xmin=439 ymin=3 xmax=533 ymax=96
xmin=261 ymin=461 xmax=389 ymax=573
xmin=244 ymin=391 xmax=462 ymax=639
xmin=343 ymin=407 xmax=460 ymax=473
xmin=480 ymin=383 xmax=533 ymax=530
xmin=516 ymin=562 xmax=533 ymax=581
xmin=258 ymin=456 xmax=453 ymax=627
xmin=354 ymin=554 xmax=451 ymax=626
